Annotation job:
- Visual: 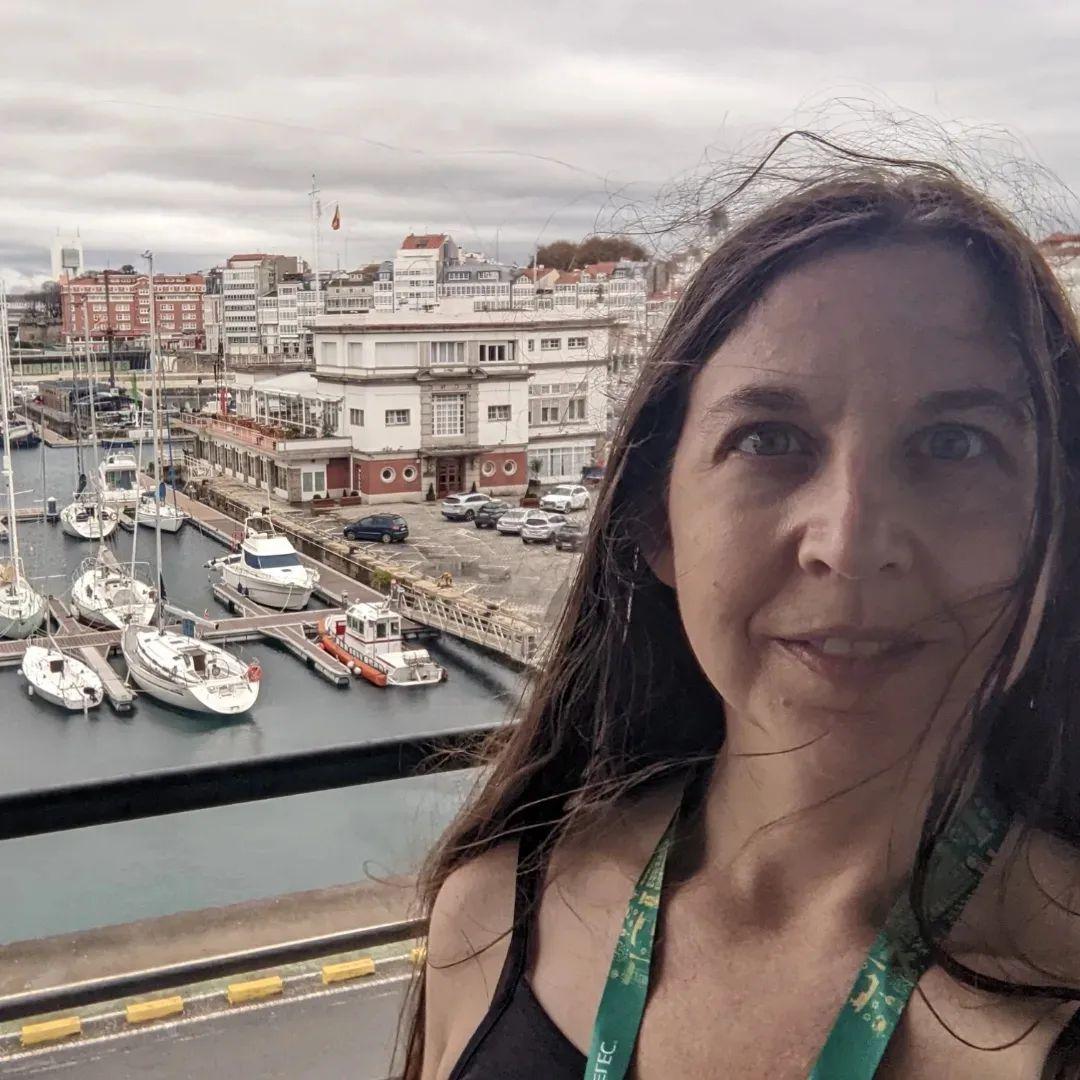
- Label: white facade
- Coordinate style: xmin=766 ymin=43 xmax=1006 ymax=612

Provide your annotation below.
xmin=392 ymin=234 xmax=459 ymax=311
xmin=202 ymin=293 xmax=223 ymax=354
xmin=51 ymin=233 xmax=84 ymax=279
xmin=222 ymin=254 xmax=299 ymax=356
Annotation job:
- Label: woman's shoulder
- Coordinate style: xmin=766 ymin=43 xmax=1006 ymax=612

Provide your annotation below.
xmin=424 ymin=841 xmax=521 ymax=1079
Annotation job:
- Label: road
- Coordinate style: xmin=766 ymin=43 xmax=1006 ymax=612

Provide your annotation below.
xmin=0 ymin=974 xmax=409 ymax=1079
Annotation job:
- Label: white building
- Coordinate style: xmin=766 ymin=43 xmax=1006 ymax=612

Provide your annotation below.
xmin=222 ymin=253 xmax=300 ymax=356
xmin=51 ymin=232 xmax=84 ymax=279
xmin=257 ymin=274 xmax=326 ymax=357
xmin=392 ymin=234 xmax=459 ymax=312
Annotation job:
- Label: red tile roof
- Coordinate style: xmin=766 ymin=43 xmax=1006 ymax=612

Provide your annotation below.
xmin=401 ymin=234 xmax=447 ymax=250
xmin=555 ymin=270 xmax=581 ymax=285
xmin=583 ymin=261 xmax=617 ymax=278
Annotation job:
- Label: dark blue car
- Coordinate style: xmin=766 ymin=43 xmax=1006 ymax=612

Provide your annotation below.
xmin=343 ymin=514 xmax=409 ymax=544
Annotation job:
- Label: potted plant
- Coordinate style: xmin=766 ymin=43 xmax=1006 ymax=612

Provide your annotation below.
xmin=521 ymin=457 xmax=543 ymax=507
xmin=425 ymin=483 xmax=436 ymax=502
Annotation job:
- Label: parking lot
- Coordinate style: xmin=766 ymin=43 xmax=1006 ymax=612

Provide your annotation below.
xmin=212 ymin=480 xmax=588 ymax=627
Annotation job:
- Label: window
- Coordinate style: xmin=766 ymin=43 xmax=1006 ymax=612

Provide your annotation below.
xmin=320 ymin=341 xmax=339 ymax=364
xmin=385 ymin=409 xmax=410 ymax=426
xmin=479 ymin=342 xmax=509 ymax=364
xmin=540 ymin=404 xmax=561 ymax=424
xmin=530 ymin=445 xmax=590 ymax=479
xmin=302 ymin=468 xmax=326 ymax=494
xmin=402 ymin=465 xmax=418 ymax=482
xmin=433 ymin=393 xmax=466 ymax=437
xmin=487 ymin=404 xmax=511 ymax=422
xmin=568 ymin=398 xmax=586 ymax=420
xmin=527 ymin=339 xmax=535 ymax=351
xmin=431 ymin=341 xmax=465 ymax=364
xmin=380 ymin=466 xmax=396 ymax=484
xmin=540 ymin=337 xmax=561 ymax=350
xmin=503 ymin=459 xmax=518 ymax=476
xmin=481 ymin=460 xmax=496 ymax=477
xmin=567 ymin=336 xmax=587 ymax=349
xmin=349 ymin=408 xmax=364 ymax=426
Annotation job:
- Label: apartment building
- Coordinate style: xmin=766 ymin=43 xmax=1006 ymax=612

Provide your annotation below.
xmin=222 ymin=253 xmax=299 ymax=356
xmin=61 ymin=271 xmax=205 ymax=350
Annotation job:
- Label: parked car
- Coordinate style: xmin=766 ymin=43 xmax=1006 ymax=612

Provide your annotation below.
xmin=580 ymin=465 xmax=605 ymax=487
xmin=343 ymin=514 xmax=409 ymax=544
xmin=554 ymin=521 xmax=586 ymax=551
xmin=440 ymin=492 xmax=492 ymax=521
xmin=495 ymin=508 xmax=530 ymax=535
xmin=539 ymin=484 xmax=590 ymax=513
xmin=521 ymin=511 xmax=567 ymax=544
xmin=474 ymin=500 xmax=511 ymax=529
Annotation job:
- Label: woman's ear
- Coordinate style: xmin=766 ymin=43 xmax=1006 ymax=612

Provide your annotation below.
xmin=641 ymin=536 xmax=675 ymax=588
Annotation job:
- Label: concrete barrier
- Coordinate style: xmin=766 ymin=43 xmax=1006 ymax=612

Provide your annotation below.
xmin=226 ymin=975 xmax=283 ymax=1005
xmin=321 ymin=957 xmax=376 ymax=984
xmin=20 ymin=1016 xmax=81 ymax=1047
xmin=125 ymin=996 xmax=184 ymax=1024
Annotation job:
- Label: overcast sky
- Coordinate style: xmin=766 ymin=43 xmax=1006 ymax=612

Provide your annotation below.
xmin=3 ymin=1 xmax=1080 ymax=289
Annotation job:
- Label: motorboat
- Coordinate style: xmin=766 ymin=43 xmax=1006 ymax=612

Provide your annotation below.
xmin=70 ymin=553 xmax=156 ymax=629
xmin=318 ymin=601 xmax=444 ymax=687
xmin=206 ymin=511 xmax=318 ymax=611
xmin=134 ymin=491 xmax=187 ymax=534
xmin=20 ymin=644 xmax=104 ymax=711
xmin=60 ymin=495 xmax=118 ymax=541
xmin=97 ymin=451 xmax=140 ymax=510
xmin=121 ymin=624 xmax=260 ymax=715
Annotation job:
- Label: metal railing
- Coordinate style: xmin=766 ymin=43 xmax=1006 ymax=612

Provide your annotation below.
xmin=0 ymin=724 xmax=499 ymax=1022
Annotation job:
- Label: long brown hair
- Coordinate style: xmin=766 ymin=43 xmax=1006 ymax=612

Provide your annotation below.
xmin=402 ymin=143 xmax=1080 ymax=1077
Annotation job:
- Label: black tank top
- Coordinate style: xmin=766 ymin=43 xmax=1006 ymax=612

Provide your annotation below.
xmin=444 ymin=828 xmax=1080 ymax=1080
xmin=447 ymin=834 xmax=583 ymax=1080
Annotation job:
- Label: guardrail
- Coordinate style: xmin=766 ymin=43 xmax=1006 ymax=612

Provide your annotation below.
xmin=0 ymin=724 xmax=498 ymax=1022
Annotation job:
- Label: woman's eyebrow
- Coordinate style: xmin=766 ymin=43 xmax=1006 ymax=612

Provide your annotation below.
xmin=914 ymin=387 xmax=1032 ymax=427
xmin=702 ymin=385 xmax=810 ymax=423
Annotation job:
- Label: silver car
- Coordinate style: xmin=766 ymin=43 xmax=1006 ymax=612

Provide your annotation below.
xmin=440 ymin=492 xmax=492 ymax=521
xmin=521 ymin=511 xmax=567 ymax=544
xmin=495 ymin=508 xmax=529 ymax=535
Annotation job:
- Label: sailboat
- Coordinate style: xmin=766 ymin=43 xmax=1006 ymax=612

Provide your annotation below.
xmin=70 ymin=551 xmax=156 ymax=629
xmin=20 ymin=643 xmax=104 ymax=711
xmin=59 ymin=327 xmax=117 ymax=540
xmin=0 ymin=285 xmax=45 ymax=640
xmin=121 ymin=251 xmax=260 ymax=716
xmin=134 ymin=486 xmax=188 ymax=533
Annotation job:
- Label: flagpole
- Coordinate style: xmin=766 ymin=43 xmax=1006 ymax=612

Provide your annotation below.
xmin=310 ymin=173 xmax=321 ymax=359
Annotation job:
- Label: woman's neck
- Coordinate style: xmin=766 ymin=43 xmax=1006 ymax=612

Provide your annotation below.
xmin=694 ymin=708 xmax=949 ymax=933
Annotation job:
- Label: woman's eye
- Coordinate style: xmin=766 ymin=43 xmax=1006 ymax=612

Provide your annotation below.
xmin=732 ymin=424 xmax=806 ymax=457
xmin=915 ymin=425 xmax=987 ymax=462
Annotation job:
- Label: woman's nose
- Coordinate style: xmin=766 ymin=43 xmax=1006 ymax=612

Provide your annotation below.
xmin=795 ymin=460 xmax=914 ymax=581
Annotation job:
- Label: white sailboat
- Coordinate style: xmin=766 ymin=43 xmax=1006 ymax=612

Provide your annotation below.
xmin=0 ymin=285 xmax=45 ymax=640
xmin=20 ymin=644 xmax=104 ymax=711
xmin=206 ymin=511 xmax=318 ymax=611
xmin=59 ymin=494 xmax=118 ymax=540
xmin=121 ymin=250 xmax=261 ymax=716
xmin=70 ymin=552 xmax=156 ymax=629
xmin=134 ymin=489 xmax=187 ymax=533
xmin=97 ymin=451 xmax=140 ymax=510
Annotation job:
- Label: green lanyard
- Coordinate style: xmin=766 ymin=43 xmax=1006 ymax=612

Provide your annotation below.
xmin=583 ymin=789 xmax=1008 ymax=1080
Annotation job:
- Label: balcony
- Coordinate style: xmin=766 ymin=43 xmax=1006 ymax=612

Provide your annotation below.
xmin=176 ymin=413 xmax=351 ymax=456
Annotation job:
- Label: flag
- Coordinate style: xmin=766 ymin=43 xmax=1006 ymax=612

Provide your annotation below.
xmin=331 ymin=204 xmax=341 ymax=231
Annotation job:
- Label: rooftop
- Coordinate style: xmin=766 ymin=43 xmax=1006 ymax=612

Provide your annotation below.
xmin=400 ymin=234 xmax=447 ymax=251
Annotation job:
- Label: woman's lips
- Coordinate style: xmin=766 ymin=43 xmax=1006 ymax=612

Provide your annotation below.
xmin=774 ymin=635 xmax=927 ymax=684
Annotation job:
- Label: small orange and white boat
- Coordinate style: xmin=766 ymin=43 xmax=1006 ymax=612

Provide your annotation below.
xmin=318 ymin=601 xmax=444 ymax=688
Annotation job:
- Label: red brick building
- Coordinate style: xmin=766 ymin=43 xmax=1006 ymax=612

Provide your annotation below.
xmin=61 ymin=271 xmax=205 ymax=350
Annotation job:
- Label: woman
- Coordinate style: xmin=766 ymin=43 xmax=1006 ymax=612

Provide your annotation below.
xmin=407 ymin=153 xmax=1080 ymax=1078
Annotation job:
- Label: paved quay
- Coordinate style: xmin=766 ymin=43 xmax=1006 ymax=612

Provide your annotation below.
xmin=202 ymin=477 xmax=587 ymax=629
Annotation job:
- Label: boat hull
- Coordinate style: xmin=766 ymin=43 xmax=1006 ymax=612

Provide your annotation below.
xmin=218 ymin=563 xmax=314 ymax=611
xmin=20 ymin=646 xmax=104 ymax=711
xmin=121 ymin=625 xmax=259 ymax=716
xmin=317 ymin=618 xmax=444 ymax=688
xmin=70 ymin=573 xmax=156 ymax=630
xmin=135 ymin=508 xmax=186 ymax=534
xmin=0 ymin=600 xmax=46 ymax=639
xmin=60 ymin=504 xmax=118 ymax=541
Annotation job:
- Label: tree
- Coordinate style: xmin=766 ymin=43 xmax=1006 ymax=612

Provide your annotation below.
xmin=119 ymin=264 xmax=136 ymax=274
xmin=533 ymin=235 xmax=647 ymax=271
xmin=40 ymin=282 xmax=61 ymax=320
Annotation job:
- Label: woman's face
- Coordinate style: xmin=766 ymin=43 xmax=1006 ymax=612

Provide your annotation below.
xmin=657 ymin=240 xmax=1038 ymax=746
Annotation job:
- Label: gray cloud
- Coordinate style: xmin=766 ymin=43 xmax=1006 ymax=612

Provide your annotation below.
xmin=2 ymin=0 xmax=1079 ymax=287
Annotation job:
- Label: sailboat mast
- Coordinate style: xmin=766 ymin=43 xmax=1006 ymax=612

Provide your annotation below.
xmin=143 ymin=251 xmax=164 ymax=629
xmin=0 ymin=285 xmax=22 ymax=584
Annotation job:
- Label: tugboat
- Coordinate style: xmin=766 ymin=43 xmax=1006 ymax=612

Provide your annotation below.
xmin=318 ymin=600 xmax=444 ymax=687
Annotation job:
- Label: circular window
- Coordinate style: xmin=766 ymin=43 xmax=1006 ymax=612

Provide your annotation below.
xmin=502 ymin=459 xmax=518 ymax=476
xmin=380 ymin=466 xmax=396 ymax=484
xmin=481 ymin=460 xmax=496 ymax=478
xmin=402 ymin=465 xmax=418 ymax=482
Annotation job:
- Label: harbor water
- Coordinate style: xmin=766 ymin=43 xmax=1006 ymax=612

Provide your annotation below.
xmin=0 ymin=445 xmax=519 ymax=943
